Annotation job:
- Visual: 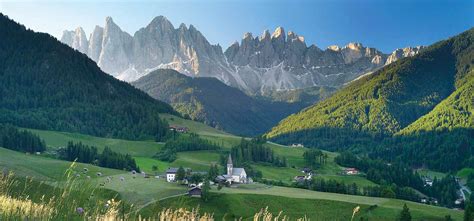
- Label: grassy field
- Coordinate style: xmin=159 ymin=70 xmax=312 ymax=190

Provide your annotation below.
xmin=161 ymin=114 xmax=242 ymax=148
xmin=457 ymin=168 xmax=474 ymax=179
xmin=141 ymin=187 xmax=463 ymax=220
xmin=27 ymin=128 xmax=163 ymax=157
xmin=0 ymin=147 xmax=121 ymax=180
xmin=97 ymin=173 xmax=187 ymax=206
xmin=416 ymin=168 xmax=446 ymax=179
xmin=144 ymin=193 xmax=372 ymax=220
xmin=211 ymin=185 xmax=463 ymax=220
xmin=27 ymin=127 xmax=377 ymax=187
xmin=0 ymin=146 xmax=188 ymax=207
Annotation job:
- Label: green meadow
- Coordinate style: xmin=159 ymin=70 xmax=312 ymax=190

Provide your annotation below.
xmin=2 ymin=116 xmax=462 ymax=220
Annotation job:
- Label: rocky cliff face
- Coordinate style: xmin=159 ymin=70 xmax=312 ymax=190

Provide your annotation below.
xmin=385 ymin=46 xmax=425 ymax=65
xmin=61 ymin=27 xmax=88 ymax=54
xmin=60 ymin=16 xmax=422 ymax=95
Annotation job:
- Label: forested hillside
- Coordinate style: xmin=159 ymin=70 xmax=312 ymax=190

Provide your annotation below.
xmin=133 ymin=69 xmax=309 ymax=136
xmin=266 ymin=28 xmax=473 ymax=172
xmin=267 ymin=28 xmax=472 ymax=140
xmin=0 ymin=14 xmax=175 ymax=140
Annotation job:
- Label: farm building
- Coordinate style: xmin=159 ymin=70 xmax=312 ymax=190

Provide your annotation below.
xmin=165 ymin=168 xmax=178 ymax=182
xmin=188 ymin=186 xmax=202 ymax=197
xmin=169 ymin=125 xmax=189 ymax=133
xmin=294 ymin=176 xmax=306 ymax=183
xmin=344 ymin=168 xmax=359 ymax=175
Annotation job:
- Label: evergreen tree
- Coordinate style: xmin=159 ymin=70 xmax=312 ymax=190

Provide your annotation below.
xmin=465 ymin=199 xmax=474 ymax=221
xmin=152 ymin=165 xmax=158 ymax=175
xmin=207 ymin=164 xmax=219 ymax=180
xmin=201 ymin=179 xmax=211 ymax=202
xmin=399 ymin=204 xmax=412 ymax=221
xmin=176 ymin=166 xmax=186 ymax=182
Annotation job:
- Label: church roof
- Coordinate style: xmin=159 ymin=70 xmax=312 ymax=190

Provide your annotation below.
xmin=227 ymin=154 xmax=233 ymax=164
xmin=232 ymin=168 xmax=245 ymax=176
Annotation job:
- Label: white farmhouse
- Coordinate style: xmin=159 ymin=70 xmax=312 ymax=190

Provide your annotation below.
xmin=166 ymin=168 xmax=178 ymax=182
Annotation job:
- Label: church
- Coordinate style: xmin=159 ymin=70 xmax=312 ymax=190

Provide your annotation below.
xmin=220 ymin=155 xmax=248 ymax=184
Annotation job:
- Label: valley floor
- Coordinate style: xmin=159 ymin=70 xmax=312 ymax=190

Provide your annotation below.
xmin=1 ymin=121 xmax=467 ymax=220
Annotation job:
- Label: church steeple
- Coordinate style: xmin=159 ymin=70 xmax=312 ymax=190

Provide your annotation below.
xmin=227 ymin=154 xmax=233 ymax=176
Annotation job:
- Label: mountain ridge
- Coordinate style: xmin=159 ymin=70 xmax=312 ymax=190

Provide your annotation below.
xmin=131 ymin=69 xmax=321 ymax=136
xmin=60 ymin=16 xmax=422 ymax=96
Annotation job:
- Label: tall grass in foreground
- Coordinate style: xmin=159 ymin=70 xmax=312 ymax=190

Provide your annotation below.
xmin=0 ymin=162 xmax=125 ymax=220
xmin=0 ymin=163 xmax=359 ymax=220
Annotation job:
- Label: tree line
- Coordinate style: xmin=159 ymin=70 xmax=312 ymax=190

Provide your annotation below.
xmin=335 ymin=152 xmax=460 ymax=207
xmin=154 ymin=133 xmax=220 ymax=162
xmin=291 ymin=177 xmax=421 ymax=202
xmin=0 ymin=124 xmax=45 ymax=153
xmin=228 ymin=138 xmax=287 ymax=167
xmin=303 ymin=149 xmax=328 ymax=169
xmin=59 ymin=141 xmax=140 ymax=172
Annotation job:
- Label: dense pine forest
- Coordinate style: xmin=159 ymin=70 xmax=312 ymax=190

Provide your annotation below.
xmin=229 ymin=138 xmax=287 ymax=167
xmin=335 ymin=152 xmax=460 ymax=207
xmin=154 ymin=133 xmax=220 ymax=162
xmin=0 ymin=14 xmax=175 ymax=141
xmin=59 ymin=141 xmax=140 ymax=172
xmin=0 ymin=124 xmax=46 ymax=153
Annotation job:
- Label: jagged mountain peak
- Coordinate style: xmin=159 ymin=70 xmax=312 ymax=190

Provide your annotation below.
xmin=287 ymin=31 xmax=305 ymax=43
xmin=260 ymin=29 xmax=271 ymax=41
xmin=272 ymin=26 xmax=285 ymax=40
xmin=61 ymin=16 xmax=423 ymax=95
xmin=243 ymin=32 xmax=253 ymax=40
xmin=144 ymin=16 xmax=174 ymax=32
xmin=344 ymin=42 xmax=363 ymax=50
xmin=74 ymin=26 xmax=85 ymax=34
xmin=178 ymin=23 xmax=187 ymax=31
xmin=327 ymin=45 xmax=341 ymax=51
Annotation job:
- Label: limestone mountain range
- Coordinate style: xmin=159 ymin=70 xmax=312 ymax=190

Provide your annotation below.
xmin=61 ymin=16 xmax=423 ymax=96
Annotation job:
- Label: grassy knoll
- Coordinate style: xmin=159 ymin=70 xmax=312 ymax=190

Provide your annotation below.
xmin=97 ymin=173 xmax=187 ymax=206
xmin=134 ymin=157 xmax=170 ymax=174
xmin=144 ymin=193 xmax=370 ymax=220
xmin=160 ymin=114 xmax=229 ymax=137
xmin=136 ymin=151 xmax=222 ymax=174
xmin=27 ymin=128 xmax=163 ymax=157
xmin=160 ymin=114 xmax=244 ymax=148
xmin=142 ymin=191 xmax=461 ymax=220
xmin=0 ymin=147 xmax=121 ymax=180
xmin=170 ymin=151 xmax=222 ymax=172
xmin=212 ymin=185 xmax=462 ymax=220
xmin=0 ymin=147 xmax=188 ymax=207
xmin=416 ymin=168 xmax=447 ymax=179
xmin=457 ymin=168 xmax=474 ymax=179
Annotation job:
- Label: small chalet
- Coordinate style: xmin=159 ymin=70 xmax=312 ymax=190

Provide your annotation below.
xmin=166 ymin=168 xmax=179 ymax=182
xmin=188 ymin=186 xmax=202 ymax=197
xmin=344 ymin=168 xmax=359 ymax=175
xmin=166 ymin=167 xmax=192 ymax=182
xmin=423 ymin=177 xmax=433 ymax=187
xmin=169 ymin=125 xmax=189 ymax=133
xmin=294 ymin=175 xmax=306 ymax=183
xmin=290 ymin=144 xmax=304 ymax=148
xmin=301 ymin=167 xmax=312 ymax=175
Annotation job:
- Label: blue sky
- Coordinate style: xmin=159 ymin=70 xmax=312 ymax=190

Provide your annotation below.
xmin=1 ymin=0 xmax=473 ymax=53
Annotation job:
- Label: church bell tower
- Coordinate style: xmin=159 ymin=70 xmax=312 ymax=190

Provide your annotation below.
xmin=227 ymin=154 xmax=233 ymax=176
